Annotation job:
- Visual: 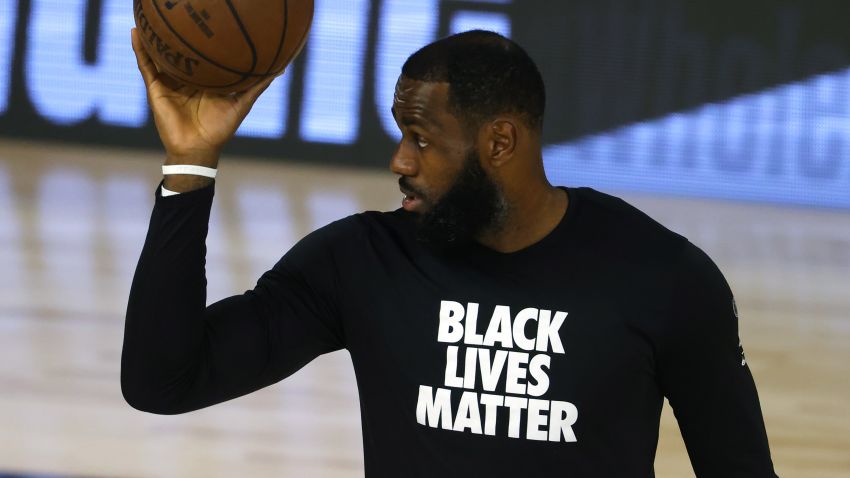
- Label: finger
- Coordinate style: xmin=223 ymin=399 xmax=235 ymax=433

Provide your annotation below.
xmin=236 ymin=75 xmax=277 ymax=109
xmin=130 ymin=28 xmax=158 ymax=89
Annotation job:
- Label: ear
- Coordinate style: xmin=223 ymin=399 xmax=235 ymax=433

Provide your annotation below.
xmin=482 ymin=119 xmax=518 ymax=167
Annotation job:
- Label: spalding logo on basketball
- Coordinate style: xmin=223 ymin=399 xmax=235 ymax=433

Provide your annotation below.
xmin=133 ymin=0 xmax=314 ymax=94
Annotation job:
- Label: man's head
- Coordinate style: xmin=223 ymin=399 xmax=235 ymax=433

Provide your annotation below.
xmin=389 ymin=30 xmax=546 ymax=250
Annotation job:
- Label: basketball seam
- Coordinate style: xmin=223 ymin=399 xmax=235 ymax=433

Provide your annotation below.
xmin=150 ymin=0 xmax=259 ymax=80
xmin=222 ymin=0 xmax=258 ymax=75
xmin=261 ymin=0 xmax=289 ymax=76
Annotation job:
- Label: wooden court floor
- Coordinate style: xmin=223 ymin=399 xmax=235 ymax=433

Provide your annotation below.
xmin=0 ymin=139 xmax=848 ymax=477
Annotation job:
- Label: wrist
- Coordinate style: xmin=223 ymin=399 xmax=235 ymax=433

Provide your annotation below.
xmin=162 ymin=175 xmax=214 ymax=193
xmin=164 ymin=149 xmax=220 ymax=168
xmin=161 ymin=149 xmax=219 ymax=193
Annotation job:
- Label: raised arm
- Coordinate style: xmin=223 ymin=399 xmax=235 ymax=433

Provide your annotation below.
xmin=121 ymin=29 xmax=344 ymax=414
xmin=658 ymin=244 xmax=778 ymax=477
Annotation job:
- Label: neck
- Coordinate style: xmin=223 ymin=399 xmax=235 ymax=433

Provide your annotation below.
xmin=475 ymin=177 xmax=568 ymax=253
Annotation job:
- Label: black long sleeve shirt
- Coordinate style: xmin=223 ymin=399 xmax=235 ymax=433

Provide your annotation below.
xmin=122 ymin=184 xmax=777 ymax=477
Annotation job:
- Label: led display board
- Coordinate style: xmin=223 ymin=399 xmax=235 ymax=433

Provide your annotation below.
xmin=1 ymin=0 xmax=849 ymax=207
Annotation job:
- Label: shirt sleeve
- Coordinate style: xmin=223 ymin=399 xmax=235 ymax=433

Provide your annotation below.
xmin=657 ymin=243 xmax=778 ymax=477
xmin=121 ymin=183 xmax=346 ymax=415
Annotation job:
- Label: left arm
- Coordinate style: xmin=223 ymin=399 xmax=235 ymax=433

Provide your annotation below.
xmin=658 ymin=243 xmax=778 ymax=477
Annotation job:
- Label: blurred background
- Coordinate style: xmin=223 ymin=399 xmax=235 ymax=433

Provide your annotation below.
xmin=1 ymin=0 xmax=848 ymax=476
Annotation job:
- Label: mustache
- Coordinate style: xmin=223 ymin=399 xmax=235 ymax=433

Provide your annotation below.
xmin=398 ymin=177 xmax=425 ymax=198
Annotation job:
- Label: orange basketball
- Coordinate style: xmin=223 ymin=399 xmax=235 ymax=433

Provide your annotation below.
xmin=133 ymin=0 xmax=313 ymax=94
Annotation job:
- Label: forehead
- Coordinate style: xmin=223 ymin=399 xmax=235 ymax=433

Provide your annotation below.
xmin=392 ymin=77 xmax=453 ymax=127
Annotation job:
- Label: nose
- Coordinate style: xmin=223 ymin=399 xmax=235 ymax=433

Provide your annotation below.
xmin=389 ymin=140 xmax=418 ymax=177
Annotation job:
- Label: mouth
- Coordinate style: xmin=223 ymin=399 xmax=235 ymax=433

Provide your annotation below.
xmin=400 ymin=186 xmax=424 ymax=212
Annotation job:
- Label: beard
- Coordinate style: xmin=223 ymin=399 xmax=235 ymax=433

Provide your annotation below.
xmin=408 ymin=148 xmax=506 ymax=251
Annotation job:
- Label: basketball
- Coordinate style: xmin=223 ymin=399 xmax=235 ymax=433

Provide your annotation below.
xmin=132 ymin=0 xmax=313 ymax=94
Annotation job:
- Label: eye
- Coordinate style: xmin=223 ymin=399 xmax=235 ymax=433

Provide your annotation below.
xmin=414 ymin=134 xmax=429 ymax=149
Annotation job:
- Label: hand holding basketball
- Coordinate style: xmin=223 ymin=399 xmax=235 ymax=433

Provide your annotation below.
xmin=131 ymin=27 xmax=272 ymax=168
xmin=131 ymin=0 xmax=314 ymax=174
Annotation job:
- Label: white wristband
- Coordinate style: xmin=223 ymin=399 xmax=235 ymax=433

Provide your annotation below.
xmin=162 ymin=164 xmax=218 ymax=178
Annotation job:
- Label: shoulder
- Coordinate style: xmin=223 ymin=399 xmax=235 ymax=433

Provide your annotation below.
xmin=572 ymin=187 xmax=679 ymax=237
xmin=573 ymin=188 xmax=726 ymax=281
xmin=317 ymin=209 xmax=414 ymax=239
xmin=570 ymin=187 xmax=687 ymax=260
xmin=672 ymin=240 xmax=732 ymax=303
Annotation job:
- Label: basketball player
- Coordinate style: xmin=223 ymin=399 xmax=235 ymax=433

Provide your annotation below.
xmin=123 ymin=28 xmax=778 ymax=476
